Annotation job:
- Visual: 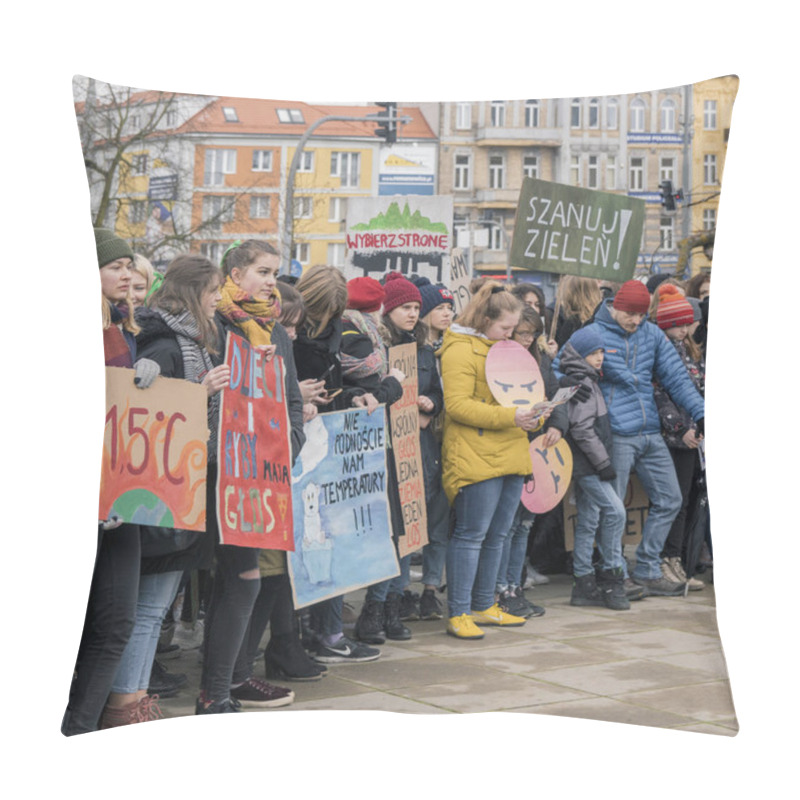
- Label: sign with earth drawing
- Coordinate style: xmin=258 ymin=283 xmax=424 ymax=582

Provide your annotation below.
xmin=509 ymin=178 xmax=646 ymax=281
xmin=344 ymin=195 xmax=453 ymax=283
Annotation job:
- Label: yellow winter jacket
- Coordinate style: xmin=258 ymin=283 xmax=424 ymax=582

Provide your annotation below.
xmin=441 ymin=325 xmax=535 ymax=503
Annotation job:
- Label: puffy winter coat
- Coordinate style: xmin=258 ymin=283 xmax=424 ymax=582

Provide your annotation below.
xmin=555 ymin=301 xmax=704 ymax=437
xmin=440 ymin=325 xmax=533 ymax=503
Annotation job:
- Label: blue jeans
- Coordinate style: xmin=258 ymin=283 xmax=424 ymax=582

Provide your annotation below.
xmin=573 ymin=474 xmax=626 ymax=576
xmin=366 ymin=555 xmax=410 ymax=603
xmin=111 ymin=571 xmax=183 ymax=694
xmin=611 ymin=433 xmax=682 ymax=580
xmin=496 ymin=503 xmax=535 ymax=592
xmin=311 ymin=596 xmax=343 ymax=638
xmin=422 ymin=488 xmax=450 ymax=587
xmin=446 ymin=475 xmax=524 ymax=616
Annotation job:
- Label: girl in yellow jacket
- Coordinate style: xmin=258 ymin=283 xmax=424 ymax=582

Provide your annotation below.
xmin=441 ymin=282 xmax=546 ymax=639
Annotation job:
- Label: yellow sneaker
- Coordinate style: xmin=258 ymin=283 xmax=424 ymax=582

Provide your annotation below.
xmin=447 ymin=614 xmax=485 ymax=639
xmin=470 ymin=603 xmax=526 ymax=627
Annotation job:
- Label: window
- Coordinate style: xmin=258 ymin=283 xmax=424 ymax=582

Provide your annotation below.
xmin=294 ymin=196 xmax=313 ymax=218
xmin=588 ymin=98 xmax=599 ymax=129
xmin=523 ymin=153 xmax=539 ymax=179
xmin=204 ymin=148 xmax=236 ymax=186
xmin=297 ymin=150 xmax=314 ymax=173
xmin=296 ymin=242 xmax=311 ymax=264
xmin=704 ymin=100 xmax=718 ymax=130
xmin=571 ymin=155 xmax=581 ymax=186
xmin=250 ymin=196 xmax=271 ymax=218
xmin=331 ymin=152 xmax=360 ymax=187
xmin=703 ymin=208 xmax=716 ymax=230
xmin=659 ymin=157 xmax=675 ymax=183
xmin=129 ymin=114 xmax=140 ymax=130
xmin=630 ymin=98 xmax=645 ymax=132
xmin=587 ymin=155 xmax=599 ymax=188
xmin=327 ymin=243 xmax=346 ymax=267
xmin=489 ymin=224 xmax=503 ymax=251
xmin=131 ymin=153 xmax=148 ymax=175
xmin=455 ymin=103 xmax=472 ymax=129
xmin=488 ymin=154 xmax=505 ymax=189
xmin=490 ymin=101 xmax=505 ymax=127
xmin=201 ymin=242 xmax=225 ymax=264
xmin=660 ymin=99 xmax=676 ymax=133
xmin=606 ymin=155 xmax=617 ymax=189
xmin=222 ymin=106 xmax=239 ymax=122
xmin=276 ymin=108 xmax=304 ymax=123
xmin=570 ymin=98 xmax=581 ymax=128
xmin=128 ymin=200 xmax=147 ymax=224
xmin=454 ymin=153 xmax=471 ymax=190
xmin=703 ymin=154 xmax=718 ymax=185
xmin=524 ymin=100 xmax=540 ymax=128
xmin=252 ymin=150 xmax=273 ymax=171
xmin=606 ymin=99 xmax=618 ymax=130
xmin=202 ymin=195 xmax=235 ymax=225
xmin=629 ymin=157 xmax=644 ymax=190
xmin=329 ymin=196 xmax=347 ymax=223
xmin=166 ymin=110 xmax=177 ymax=127
xmin=660 ymin=216 xmax=675 ymax=250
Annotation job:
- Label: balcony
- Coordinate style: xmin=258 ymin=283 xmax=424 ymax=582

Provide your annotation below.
xmin=475 ymin=127 xmax=562 ymax=147
xmin=475 ymin=188 xmax=520 ymax=207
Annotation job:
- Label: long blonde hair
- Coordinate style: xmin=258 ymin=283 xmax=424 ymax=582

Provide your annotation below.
xmin=556 ymin=275 xmax=602 ymax=324
xmin=296 ymin=265 xmax=348 ymax=338
xmin=457 ymin=281 xmax=522 ymax=333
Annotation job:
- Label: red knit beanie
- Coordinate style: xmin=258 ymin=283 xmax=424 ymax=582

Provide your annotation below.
xmin=612 ymin=280 xmax=651 ymax=313
xmin=656 ymin=284 xmax=694 ymax=330
xmin=347 ymin=277 xmax=385 ymax=312
xmin=382 ymin=272 xmax=422 ymax=314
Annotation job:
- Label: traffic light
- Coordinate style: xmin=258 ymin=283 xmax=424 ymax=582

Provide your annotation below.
xmin=375 ymin=102 xmax=397 ymax=144
xmin=659 ymin=180 xmax=676 ymax=212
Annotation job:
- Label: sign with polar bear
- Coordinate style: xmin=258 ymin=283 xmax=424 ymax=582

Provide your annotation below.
xmin=287 ymin=406 xmax=399 ymax=610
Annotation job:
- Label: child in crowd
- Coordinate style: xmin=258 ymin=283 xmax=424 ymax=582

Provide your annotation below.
xmin=559 ymin=327 xmax=629 ymax=610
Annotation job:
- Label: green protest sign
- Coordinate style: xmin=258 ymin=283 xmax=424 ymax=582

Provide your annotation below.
xmin=510 ymin=178 xmax=645 ymax=281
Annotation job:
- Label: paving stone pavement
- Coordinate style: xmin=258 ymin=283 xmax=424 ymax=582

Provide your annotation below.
xmin=156 ymin=563 xmax=736 ymax=736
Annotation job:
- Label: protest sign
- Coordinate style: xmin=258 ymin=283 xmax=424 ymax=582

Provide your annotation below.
xmin=521 ymin=434 xmax=574 ymax=514
xmin=100 ymin=367 xmax=208 ymax=531
xmin=563 ymin=475 xmax=648 ymax=551
xmin=485 ymin=340 xmax=545 ymax=408
xmin=449 ymin=247 xmax=472 ymax=316
xmin=287 ymin=407 xmax=398 ymax=609
xmin=216 ymin=333 xmax=293 ymax=549
xmin=387 ymin=343 xmax=428 ymax=557
xmin=344 ymin=196 xmax=453 ymax=283
xmin=510 ymin=178 xmax=645 ymax=281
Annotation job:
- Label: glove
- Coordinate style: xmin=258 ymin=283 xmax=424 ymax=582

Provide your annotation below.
xmin=695 ymin=417 xmax=705 ymax=437
xmin=598 ymin=465 xmax=616 ymax=482
xmin=559 ymin=374 xmax=591 ymax=403
xmin=133 ymin=358 xmax=160 ymax=389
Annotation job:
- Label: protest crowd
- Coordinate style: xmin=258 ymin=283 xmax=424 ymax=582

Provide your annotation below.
xmin=61 ymin=227 xmax=710 ymax=734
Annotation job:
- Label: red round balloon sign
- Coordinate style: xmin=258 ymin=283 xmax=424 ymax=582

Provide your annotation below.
xmin=485 ymin=340 xmax=545 ymax=408
xmin=521 ymin=434 xmax=573 ymax=513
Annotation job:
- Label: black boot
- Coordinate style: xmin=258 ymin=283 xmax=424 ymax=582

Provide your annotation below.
xmin=570 ymin=574 xmax=606 ymax=607
xmin=265 ymin=633 xmax=326 ymax=681
xmin=596 ymin=568 xmax=631 ymax=610
xmin=384 ymin=593 xmax=412 ymax=640
xmin=355 ymin=599 xmax=386 ymax=644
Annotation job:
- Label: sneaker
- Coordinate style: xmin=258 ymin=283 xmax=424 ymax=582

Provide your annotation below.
xmin=523 ymin=564 xmax=550 ymax=587
xmin=195 ymin=694 xmax=241 ymax=715
xmin=409 ymin=567 xmax=423 ymax=582
xmin=623 ymin=578 xmax=647 ymax=601
xmin=470 ymin=603 xmax=526 ymax=627
xmin=399 ymin=590 xmax=421 ymax=621
xmin=447 ymin=614 xmax=484 ymax=639
xmin=312 ymin=635 xmax=381 ymax=664
xmin=230 ymin=677 xmax=295 ymax=709
xmin=499 ymin=589 xmax=537 ymax=618
xmin=99 ymin=699 xmax=144 ymax=729
xmin=570 ymin=574 xmax=606 ymax=607
xmin=137 ymin=694 xmax=164 ymax=722
xmin=665 ymin=556 xmax=704 ymax=591
xmin=419 ymin=588 xmax=444 ymax=620
xmin=633 ymin=575 xmax=686 ymax=596
xmin=173 ymin=620 xmax=204 ymax=650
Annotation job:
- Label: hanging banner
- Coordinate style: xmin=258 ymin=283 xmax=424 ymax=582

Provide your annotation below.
xmin=287 ymin=408 xmax=398 ymax=609
xmin=509 ymin=178 xmax=645 ymax=281
xmin=100 ymin=367 xmax=208 ymax=531
xmin=216 ymin=332 xmax=293 ymax=549
xmin=388 ymin=343 xmax=428 ymax=557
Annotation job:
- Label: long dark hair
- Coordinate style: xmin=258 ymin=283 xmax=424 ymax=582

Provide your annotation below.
xmin=382 ymin=312 xmax=429 ymax=349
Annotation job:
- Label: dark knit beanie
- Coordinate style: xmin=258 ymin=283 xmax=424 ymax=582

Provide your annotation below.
xmin=382 ymin=272 xmax=422 ymax=314
xmin=569 ymin=327 xmax=605 ymax=358
xmin=656 ymin=284 xmax=695 ymax=330
xmin=646 ymin=272 xmax=671 ymax=294
xmin=347 ymin=277 xmax=385 ymax=312
xmin=612 ymin=280 xmax=651 ymax=313
xmin=95 ymin=227 xmax=134 ymax=268
xmin=414 ymin=276 xmax=455 ymax=318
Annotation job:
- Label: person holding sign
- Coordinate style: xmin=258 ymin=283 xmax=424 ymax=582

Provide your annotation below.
xmin=440 ymin=282 xmax=546 ymax=640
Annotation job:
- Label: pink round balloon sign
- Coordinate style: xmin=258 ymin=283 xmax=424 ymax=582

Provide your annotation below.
xmin=485 ymin=340 xmax=544 ymax=408
xmin=521 ymin=434 xmax=573 ymax=514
